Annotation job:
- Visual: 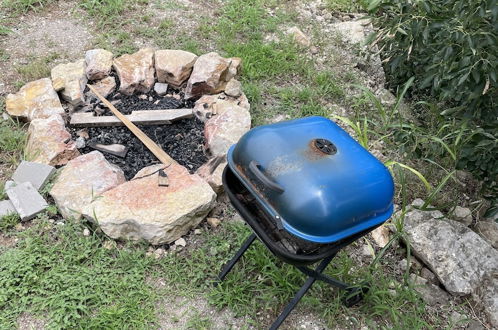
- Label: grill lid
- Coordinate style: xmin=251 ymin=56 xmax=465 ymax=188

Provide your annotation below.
xmin=227 ymin=116 xmax=394 ymax=243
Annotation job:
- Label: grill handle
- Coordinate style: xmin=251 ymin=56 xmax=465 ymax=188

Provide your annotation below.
xmin=249 ymin=161 xmax=285 ymax=194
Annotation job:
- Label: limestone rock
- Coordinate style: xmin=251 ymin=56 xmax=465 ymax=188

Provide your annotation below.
xmin=204 ymin=103 xmax=251 ymax=157
xmin=409 ymin=274 xmax=450 ymax=306
xmin=193 ymin=92 xmax=250 ymax=123
xmin=287 ymin=26 xmax=311 ymax=47
xmin=51 ymin=59 xmax=87 ymax=105
xmin=207 ymin=217 xmax=220 ymax=228
xmin=226 ymin=57 xmax=242 ymax=81
xmin=5 ymin=78 xmax=65 ymax=121
xmin=406 ymin=218 xmax=498 ymax=295
xmin=25 ymin=115 xmax=80 ymax=166
xmin=113 ymin=48 xmax=155 ymax=95
xmin=87 ymin=76 xmax=116 ymax=100
xmin=196 ymin=157 xmax=227 ymax=194
xmin=82 ymin=164 xmax=216 ymax=244
xmin=85 ymin=49 xmax=113 ymax=80
xmin=453 ymin=206 xmax=473 ymax=226
xmin=154 ymin=82 xmax=168 ymax=96
xmin=475 ymin=221 xmax=498 ymax=249
xmin=331 ymin=20 xmax=368 ymax=44
xmin=370 ymin=224 xmax=390 ymax=248
xmin=155 ymin=49 xmax=197 ymax=88
xmin=50 ymin=151 xmax=125 ymax=219
xmin=472 ymin=275 xmax=498 ymax=328
xmin=185 ymin=52 xmax=231 ymax=99
xmin=224 ymin=79 xmax=242 ymax=97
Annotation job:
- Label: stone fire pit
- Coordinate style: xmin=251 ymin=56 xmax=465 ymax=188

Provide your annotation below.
xmin=5 ymin=48 xmax=251 ymax=244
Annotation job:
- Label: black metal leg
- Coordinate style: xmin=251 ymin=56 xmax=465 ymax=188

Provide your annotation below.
xmin=269 ymin=255 xmax=334 ymax=330
xmin=296 ymin=264 xmax=350 ymax=289
xmin=216 ymin=233 xmax=256 ymax=283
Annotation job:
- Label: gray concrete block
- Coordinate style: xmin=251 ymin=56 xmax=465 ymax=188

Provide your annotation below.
xmin=5 ymin=181 xmax=48 ymax=221
xmin=0 ymin=200 xmax=17 ymax=217
xmin=12 ymin=161 xmax=56 ymax=191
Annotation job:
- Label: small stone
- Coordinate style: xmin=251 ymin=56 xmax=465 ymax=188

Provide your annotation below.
xmin=12 ymin=160 xmax=56 ymax=191
xmin=174 ymin=237 xmax=186 ymax=247
xmin=138 ymin=94 xmax=147 ymax=100
xmin=87 ymin=76 xmax=116 ymax=100
xmin=51 ymin=59 xmax=87 ymax=105
xmin=85 ymin=49 xmax=113 ymax=80
xmin=113 ymin=48 xmax=155 ymax=95
xmin=194 ymin=229 xmax=202 ymax=235
xmin=196 ymin=158 xmax=227 ymax=194
xmin=83 ymin=228 xmax=90 ymax=236
xmin=472 ymin=276 xmax=498 ymax=328
xmin=324 ymin=12 xmax=332 ymax=20
xmin=310 ymin=46 xmax=319 ymax=54
xmin=475 ymin=221 xmax=498 ymax=249
xmin=185 ymin=52 xmax=231 ymax=99
xmin=331 ymin=21 xmax=367 ymax=44
xmin=154 ymin=82 xmax=168 ymax=96
xmin=154 ymin=248 xmax=165 ymax=259
xmin=6 ymin=78 xmax=65 ymax=121
xmin=5 ymin=181 xmax=48 ymax=221
xmin=103 ymin=240 xmax=115 ymax=250
xmin=75 ymin=136 xmax=86 ymax=149
xmin=370 ymin=225 xmax=390 ymax=248
xmin=224 ymin=79 xmax=242 ymax=97
xmin=226 ymin=57 xmax=242 ymax=81
xmin=287 ymin=26 xmax=311 ymax=47
xmin=25 ymin=115 xmax=80 ymax=166
xmin=411 ymin=198 xmax=425 ymax=208
xmin=409 ymin=274 xmax=450 ymax=306
xmin=155 ymin=49 xmax=198 ymax=88
xmin=207 ymin=217 xmax=221 ymax=228
xmin=76 ymin=129 xmax=89 ymax=140
xmin=398 ymin=259 xmax=409 ymax=272
xmin=0 ymin=200 xmax=17 ymax=217
xmin=453 ymin=206 xmax=473 ymax=226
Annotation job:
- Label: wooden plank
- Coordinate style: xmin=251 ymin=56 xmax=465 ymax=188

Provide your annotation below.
xmin=86 ymin=84 xmax=176 ymax=168
xmin=70 ymin=108 xmax=193 ymax=127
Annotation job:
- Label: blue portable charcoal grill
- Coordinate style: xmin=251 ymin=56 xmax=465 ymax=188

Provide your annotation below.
xmin=217 ymin=116 xmax=395 ymax=329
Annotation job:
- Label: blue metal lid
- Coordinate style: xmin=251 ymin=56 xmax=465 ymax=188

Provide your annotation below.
xmin=227 ymin=116 xmax=394 ymax=243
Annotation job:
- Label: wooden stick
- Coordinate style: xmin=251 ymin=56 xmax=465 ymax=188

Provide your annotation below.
xmin=70 ymin=109 xmax=193 ymax=127
xmin=86 ymin=84 xmax=176 ymax=167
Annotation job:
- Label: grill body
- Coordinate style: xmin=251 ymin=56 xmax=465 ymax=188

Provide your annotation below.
xmin=227 ymin=116 xmax=394 ymax=243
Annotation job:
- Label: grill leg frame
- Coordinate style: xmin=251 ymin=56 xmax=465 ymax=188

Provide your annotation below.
xmin=215 ymin=233 xmax=256 ymax=284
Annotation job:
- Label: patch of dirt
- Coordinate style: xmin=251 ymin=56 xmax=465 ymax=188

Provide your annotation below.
xmin=0 ymin=1 xmax=94 ymax=94
xmin=0 ymin=232 xmax=17 ymax=249
xmin=17 ymin=312 xmax=47 ymax=330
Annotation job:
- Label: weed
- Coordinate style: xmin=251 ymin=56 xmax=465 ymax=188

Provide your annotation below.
xmin=325 ymin=0 xmax=366 ymax=12
xmin=1 ymin=0 xmax=54 ymax=13
xmin=0 ymin=219 xmax=157 ymax=328
xmin=15 ymin=53 xmax=59 ymax=85
xmin=0 ymin=213 xmax=19 ymax=232
xmin=0 ymin=117 xmax=27 ymax=169
xmin=185 ymin=311 xmax=213 ymax=329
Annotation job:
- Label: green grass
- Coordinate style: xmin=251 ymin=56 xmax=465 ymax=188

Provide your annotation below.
xmin=0 ymin=213 xmax=19 ymax=232
xmin=1 ymin=0 xmax=54 ymax=13
xmin=0 ymin=116 xmax=27 ymax=169
xmin=325 ymin=0 xmax=365 ymax=12
xmin=15 ymin=53 xmax=59 ymax=86
xmin=0 ymin=218 xmax=157 ymax=328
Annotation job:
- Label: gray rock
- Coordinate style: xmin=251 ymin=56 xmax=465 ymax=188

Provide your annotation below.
xmin=0 ymin=200 xmax=17 ymax=217
xmin=12 ymin=161 xmax=56 ymax=191
xmin=154 ymin=82 xmax=168 ymax=96
xmin=472 ymin=276 xmax=498 ymax=328
xmin=5 ymin=181 xmax=48 ymax=221
xmin=75 ymin=137 xmax=86 ymax=149
xmin=406 ymin=219 xmax=498 ymax=295
xmin=453 ymin=206 xmax=473 ymax=226
xmin=420 ymin=267 xmax=439 ymax=285
xmin=409 ymin=274 xmax=450 ymax=306
xmin=475 ymin=221 xmax=498 ymax=249
xmin=224 ymin=79 xmax=242 ymax=97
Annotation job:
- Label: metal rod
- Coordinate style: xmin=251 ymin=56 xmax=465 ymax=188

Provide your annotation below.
xmin=215 ymin=233 xmax=257 ymax=284
xmin=269 ymin=255 xmax=335 ymax=330
xmin=296 ymin=264 xmax=350 ymax=289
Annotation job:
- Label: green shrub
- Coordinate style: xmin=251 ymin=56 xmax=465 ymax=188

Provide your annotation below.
xmin=368 ymin=0 xmax=497 ymax=121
